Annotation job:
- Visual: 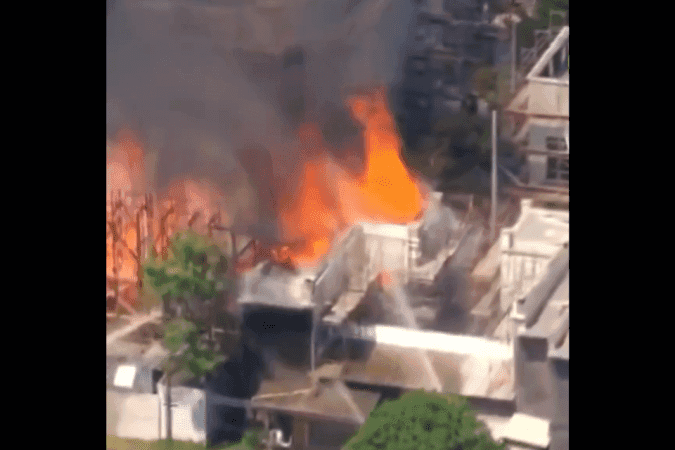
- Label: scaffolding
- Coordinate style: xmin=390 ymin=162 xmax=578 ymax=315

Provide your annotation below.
xmin=106 ymin=191 xmax=239 ymax=316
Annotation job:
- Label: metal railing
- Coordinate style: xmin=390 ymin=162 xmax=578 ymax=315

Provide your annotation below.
xmin=519 ymin=30 xmax=553 ymax=79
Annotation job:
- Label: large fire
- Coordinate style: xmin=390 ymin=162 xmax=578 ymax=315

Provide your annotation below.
xmin=106 ymin=88 xmax=427 ymax=298
xmin=278 ymin=89 xmax=428 ymax=266
xmin=106 ymin=130 xmax=146 ymax=283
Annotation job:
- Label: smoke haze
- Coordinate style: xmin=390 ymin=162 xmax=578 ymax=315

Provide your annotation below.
xmin=106 ymin=0 xmax=416 ymax=238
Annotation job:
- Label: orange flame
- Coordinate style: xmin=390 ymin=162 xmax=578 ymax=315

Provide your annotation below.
xmin=106 ymin=129 xmax=146 ymax=293
xmin=347 ymin=90 xmax=428 ymax=223
xmin=278 ymin=89 xmax=428 ymax=267
xmin=106 ymin=89 xmax=427 ymax=286
xmin=106 ymin=128 xmax=145 ymax=196
xmin=163 ymin=178 xmax=229 ymax=233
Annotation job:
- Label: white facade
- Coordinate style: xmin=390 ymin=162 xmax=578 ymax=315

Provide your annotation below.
xmin=498 ymin=200 xmax=568 ymax=331
xmin=157 ymin=383 xmax=208 ymax=444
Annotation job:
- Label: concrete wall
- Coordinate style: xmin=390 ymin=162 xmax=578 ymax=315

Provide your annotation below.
xmin=526 ymin=123 xmax=568 ymax=154
xmin=549 ymin=359 xmax=569 ymax=450
xmin=345 ymin=227 xmax=368 ymax=292
xmin=499 ymin=203 xmax=568 ymax=318
xmin=365 ymin=234 xmax=408 ymax=281
xmin=525 ymin=154 xmax=548 ymax=187
xmin=514 ymin=337 xmax=553 ymax=420
xmin=108 ymin=390 xmax=162 ymax=441
xmin=522 ymin=82 xmax=569 ymax=117
xmin=314 ymin=252 xmax=350 ymax=310
xmin=500 ymin=250 xmax=551 ymax=315
xmin=157 ymin=384 xmax=208 ymax=444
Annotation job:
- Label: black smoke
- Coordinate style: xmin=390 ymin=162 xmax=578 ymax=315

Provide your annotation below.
xmin=106 ymin=0 xmax=417 ymax=240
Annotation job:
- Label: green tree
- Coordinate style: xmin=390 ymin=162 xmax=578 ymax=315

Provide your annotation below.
xmin=145 ymin=230 xmax=235 ymax=333
xmin=143 ymin=230 xmax=239 ymax=443
xmin=345 ymin=390 xmax=505 ymax=450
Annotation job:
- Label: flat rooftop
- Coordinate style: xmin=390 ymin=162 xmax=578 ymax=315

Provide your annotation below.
xmin=317 ymin=330 xmax=515 ymax=401
xmin=237 ymin=262 xmax=319 ymax=310
xmin=501 ymin=200 xmax=568 ymax=256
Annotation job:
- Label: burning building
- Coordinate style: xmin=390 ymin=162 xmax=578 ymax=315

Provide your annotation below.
xmin=235 ymin=188 xmax=482 ymax=371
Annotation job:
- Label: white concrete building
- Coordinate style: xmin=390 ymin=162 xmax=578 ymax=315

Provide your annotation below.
xmin=494 ymin=199 xmax=568 ymax=343
xmin=505 ymin=26 xmax=569 ymax=191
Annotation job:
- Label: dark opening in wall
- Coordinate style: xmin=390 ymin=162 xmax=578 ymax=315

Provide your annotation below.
xmin=521 ymin=337 xmax=548 ymax=362
xmin=152 ymin=369 xmax=164 ymax=394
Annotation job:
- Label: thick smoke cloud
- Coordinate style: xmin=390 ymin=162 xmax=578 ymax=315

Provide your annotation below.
xmin=106 ymin=0 xmax=416 ymax=239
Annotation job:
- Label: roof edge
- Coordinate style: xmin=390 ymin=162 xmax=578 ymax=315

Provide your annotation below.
xmin=523 ymin=246 xmax=569 ymax=328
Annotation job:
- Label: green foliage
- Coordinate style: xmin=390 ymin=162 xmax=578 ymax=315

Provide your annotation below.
xmin=238 ymin=429 xmax=261 ymax=449
xmin=345 ymin=391 xmax=505 ymax=450
xmin=517 ymin=0 xmax=568 ymax=48
xmin=144 ymin=230 xmax=232 ymax=320
xmin=143 ymin=230 xmax=235 ymax=381
xmin=473 ymin=67 xmax=497 ymax=100
xmin=537 ymin=0 xmax=569 ymax=24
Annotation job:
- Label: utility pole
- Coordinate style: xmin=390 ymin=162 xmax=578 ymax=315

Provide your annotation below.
xmin=510 ymin=16 xmax=517 ymax=93
xmin=509 ymin=11 xmax=522 ymax=94
xmin=310 ymin=308 xmax=316 ymax=372
xmin=491 ymin=109 xmax=497 ymax=242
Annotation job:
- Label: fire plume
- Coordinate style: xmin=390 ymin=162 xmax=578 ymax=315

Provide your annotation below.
xmin=106 ymin=128 xmax=147 ymax=290
xmin=106 ymin=128 xmax=145 ymax=195
xmin=105 ymin=88 xmax=427 ymax=289
xmin=277 ymin=88 xmax=428 ymax=267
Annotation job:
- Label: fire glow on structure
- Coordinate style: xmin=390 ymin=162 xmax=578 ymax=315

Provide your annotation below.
xmin=106 ymin=88 xmax=429 ymax=308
